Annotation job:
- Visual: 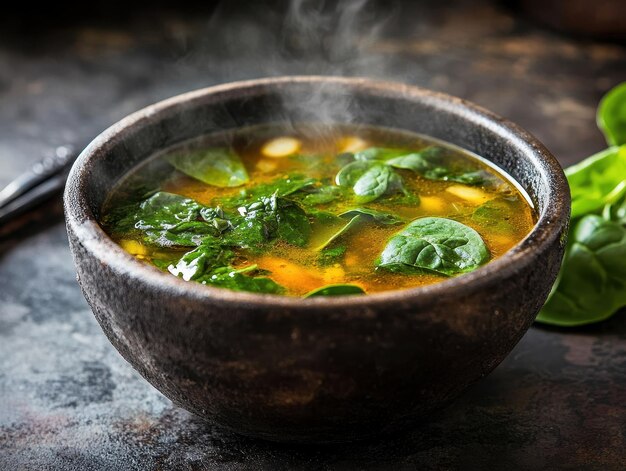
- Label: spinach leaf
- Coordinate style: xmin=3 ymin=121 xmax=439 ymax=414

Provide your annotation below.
xmin=218 ymin=175 xmax=317 ymax=209
xmin=227 ymin=194 xmax=311 ymax=249
xmin=353 ymin=164 xmax=403 ymax=202
xmin=304 ymin=284 xmax=366 ymax=297
xmin=315 ymin=215 xmax=363 ymax=251
xmin=348 ymin=146 xmax=489 ymax=189
xmin=424 ymin=168 xmax=490 ymax=185
xmin=109 ymin=191 xmax=230 ymax=248
xmin=354 ymin=147 xmax=411 ymax=161
xmin=336 ymin=161 xmax=404 ymax=203
xmin=603 ymin=186 xmax=626 ymax=225
xmin=566 ymin=146 xmax=626 ymax=218
xmin=302 ymin=185 xmax=343 ymax=205
xmin=168 ymin=240 xmax=235 ymax=281
xmin=386 ymin=152 xmax=432 ymax=172
xmin=198 ymin=265 xmax=285 ymax=294
xmin=339 ymin=207 xmax=404 ymax=225
xmin=166 ymin=240 xmax=284 ymax=294
xmin=537 ymin=215 xmax=626 ymax=326
xmin=318 ymin=245 xmax=347 ymax=266
xmin=378 ymin=217 xmax=490 ymax=276
xmin=166 ymin=148 xmax=249 ymax=187
xmin=471 ymin=197 xmax=518 ymax=233
xmin=597 ymin=81 xmax=626 ymax=146
xmin=335 ymin=161 xmax=377 ymax=187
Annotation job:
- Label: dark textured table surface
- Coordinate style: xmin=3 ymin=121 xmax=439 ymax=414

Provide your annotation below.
xmin=1 ymin=1 xmax=625 ymax=469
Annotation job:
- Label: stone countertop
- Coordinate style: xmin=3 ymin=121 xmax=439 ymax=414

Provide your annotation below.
xmin=1 ymin=1 xmax=625 ymax=469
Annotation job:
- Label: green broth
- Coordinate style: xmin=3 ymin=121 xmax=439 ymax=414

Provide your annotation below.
xmin=100 ymin=124 xmax=536 ymax=296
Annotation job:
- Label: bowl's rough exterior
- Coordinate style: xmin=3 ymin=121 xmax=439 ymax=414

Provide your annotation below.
xmin=64 ymin=77 xmax=570 ymax=443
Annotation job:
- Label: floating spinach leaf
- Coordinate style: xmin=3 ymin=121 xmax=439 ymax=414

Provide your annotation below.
xmin=472 ymin=197 xmax=518 ymax=233
xmin=168 ymin=240 xmax=235 ymax=281
xmin=378 ymin=217 xmax=490 ymax=276
xmin=424 ymin=168 xmax=490 ymax=185
xmin=339 ymin=207 xmax=404 ymax=225
xmin=107 ymin=191 xmax=230 ymax=248
xmin=336 ymin=161 xmax=404 ymax=203
xmin=386 ymin=153 xmax=431 ymax=172
xmin=302 ymin=185 xmax=343 ymax=205
xmin=315 ymin=215 xmax=363 ymax=251
xmin=318 ymin=245 xmax=347 ymax=266
xmin=566 ymin=146 xmax=626 ymax=219
xmin=218 ymin=175 xmax=317 ymax=209
xmin=304 ymin=284 xmax=365 ymax=297
xmin=597 ymin=81 xmax=626 ymax=146
xmin=335 ymin=161 xmax=377 ymax=187
xmin=197 ymin=265 xmax=285 ymax=294
xmin=354 ymin=147 xmax=411 ymax=162
xmin=227 ymin=194 xmax=311 ymax=249
xmin=537 ymin=215 xmax=626 ymax=326
xmin=166 ymin=148 xmax=249 ymax=187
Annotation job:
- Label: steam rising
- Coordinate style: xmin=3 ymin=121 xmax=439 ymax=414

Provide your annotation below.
xmin=186 ymin=0 xmax=398 ymax=137
xmin=196 ymin=0 xmax=395 ymax=78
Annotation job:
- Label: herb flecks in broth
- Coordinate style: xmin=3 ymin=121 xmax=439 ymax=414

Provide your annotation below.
xmin=101 ymin=125 xmax=536 ymax=297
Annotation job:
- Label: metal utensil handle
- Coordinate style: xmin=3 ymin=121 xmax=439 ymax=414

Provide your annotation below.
xmin=0 ymin=145 xmax=78 ymax=209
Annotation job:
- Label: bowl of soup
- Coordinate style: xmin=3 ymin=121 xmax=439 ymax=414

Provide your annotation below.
xmin=64 ymin=76 xmax=570 ymax=443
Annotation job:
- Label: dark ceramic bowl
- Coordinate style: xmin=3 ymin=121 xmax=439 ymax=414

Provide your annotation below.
xmin=64 ymin=76 xmax=569 ymax=443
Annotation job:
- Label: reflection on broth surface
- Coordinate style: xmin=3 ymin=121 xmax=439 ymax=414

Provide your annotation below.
xmin=101 ymin=124 xmax=536 ymax=297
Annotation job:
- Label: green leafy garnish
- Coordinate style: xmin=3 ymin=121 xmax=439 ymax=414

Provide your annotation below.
xmin=339 ymin=207 xmax=404 ymax=225
xmin=226 ymin=194 xmax=311 ymax=249
xmin=167 ymin=240 xmax=235 ymax=281
xmin=335 ymin=146 xmax=490 ymax=204
xmin=354 ymin=147 xmax=410 ymax=161
xmin=302 ymin=185 xmax=343 ymax=205
xmin=197 ymin=265 xmax=285 ymax=294
xmin=537 ymin=81 xmax=626 ymax=326
xmin=315 ymin=215 xmax=364 ymax=251
xmin=318 ymin=245 xmax=347 ymax=266
xmin=566 ymin=146 xmax=626 ymax=219
xmin=304 ymin=284 xmax=366 ymax=297
xmin=378 ymin=217 xmax=490 ymax=276
xmin=537 ymin=215 xmax=626 ymax=326
xmin=336 ymin=161 xmax=404 ymax=203
xmin=166 ymin=148 xmax=249 ymax=187
xmin=598 ymin=81 xmax=626 ymax=146
xmin=471 ymin=197 xmax=518 ymax=234
xmin=106 ymin=191 xmax=228 ymax=248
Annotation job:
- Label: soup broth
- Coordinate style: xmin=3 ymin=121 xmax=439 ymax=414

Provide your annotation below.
xmin=101 ymin=124 xmax=536 ymax=297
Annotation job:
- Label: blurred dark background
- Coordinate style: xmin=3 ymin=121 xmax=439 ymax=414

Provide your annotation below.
xmin=1 ymin=1 xmax=625 ymax=469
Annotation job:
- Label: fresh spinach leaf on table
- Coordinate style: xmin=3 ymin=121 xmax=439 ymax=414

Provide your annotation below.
xmin=566 ymin=145 xmax=626 ymax=219
xmin=166 ymin=147 xmax=249 ymax=187
xmin=378 ymin=217 xmax=490 ymax=276
xmin=537 ymin=81 xmax=626 ymax=326
xmin=537 ymin=215 xmax=626 ymax=326
xmin=598 ymin=81 xmax=626 ymax=147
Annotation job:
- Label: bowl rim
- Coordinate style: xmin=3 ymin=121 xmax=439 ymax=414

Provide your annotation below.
xmin=64 ymin=75 xmax=570 ymax=310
